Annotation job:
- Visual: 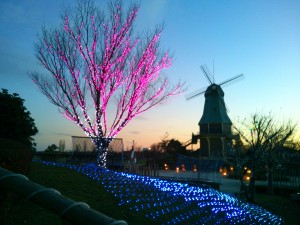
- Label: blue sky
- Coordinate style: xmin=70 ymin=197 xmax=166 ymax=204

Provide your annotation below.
xmin=1 ymin=0 xmax=299 ymax=151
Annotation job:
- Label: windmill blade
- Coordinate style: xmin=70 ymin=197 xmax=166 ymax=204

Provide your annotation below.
xmin=185 ymin=86 xmax=207 ymax=101
xmin=218 ymin=73 xmax=244 ymax=87
xmin=201 ymin=64 xmax=214 ymax=85
xmin=218 ymin=95 xmax=230 ymax=113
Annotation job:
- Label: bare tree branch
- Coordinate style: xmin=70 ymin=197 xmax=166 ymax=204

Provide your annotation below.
xmin=234 ymin=112 xmax=296 ymax=200
xmin=30 ymin=0 xmax=183 ymax=167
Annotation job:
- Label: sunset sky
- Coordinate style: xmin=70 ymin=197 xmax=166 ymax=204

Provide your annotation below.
xmin=1 ymin=0 xmax=299 ymax=151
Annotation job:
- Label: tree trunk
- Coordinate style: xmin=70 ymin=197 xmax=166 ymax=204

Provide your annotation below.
xmin=248 ymin=174 xmax=255 ymax=202
xmin=93 ymin=137 xmax=111 ymax=168
xmin=247 ymin=151 xmax=256 ymax=203
xmin=240 ymin=171 xmax=256 ymax=203
xmin=267 ymin=169 xmax=274 ymax=195
xmin=240 ymin=150 xmax=256 ymax=203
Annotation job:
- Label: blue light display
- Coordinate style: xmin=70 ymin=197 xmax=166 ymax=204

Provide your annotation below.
xmin=34 ymin=160 xmax=283 ymax=224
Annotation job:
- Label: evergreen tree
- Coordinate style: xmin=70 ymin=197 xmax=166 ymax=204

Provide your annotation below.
xmin=0 ymin=89 xmax=38 ymax=150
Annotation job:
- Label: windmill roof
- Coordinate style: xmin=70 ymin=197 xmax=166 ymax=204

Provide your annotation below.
xmin=199 ymin=85 xmax=232 ymax=125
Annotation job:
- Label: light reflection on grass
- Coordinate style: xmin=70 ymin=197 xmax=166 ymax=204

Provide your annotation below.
xmin=35 ymin=160 xmax=284 ymax=225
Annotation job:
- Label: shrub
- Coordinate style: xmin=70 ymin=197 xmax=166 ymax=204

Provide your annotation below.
xmin=0 ymin=138 xmax=33 ymax=174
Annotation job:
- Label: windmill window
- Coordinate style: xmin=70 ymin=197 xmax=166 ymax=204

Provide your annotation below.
xmin=209 ymin=124 xmax=222 ymax=134
xmin=200 ymin=124 xmax=208 ymax=134
xmin=223 ymin=124 xmax=232 ymax=134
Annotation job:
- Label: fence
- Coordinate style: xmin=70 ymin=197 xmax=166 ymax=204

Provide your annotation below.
xmin=127 ymin=154 xmax=223 ymax=189
xmin=173 ymin=154 xmax=224 ymax=183
xmin=273 ymin=163 xmax=300 ymax=191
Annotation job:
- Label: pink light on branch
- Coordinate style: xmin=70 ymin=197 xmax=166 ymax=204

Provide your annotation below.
xmin=30 ymin=0 xmax=184 ymax=167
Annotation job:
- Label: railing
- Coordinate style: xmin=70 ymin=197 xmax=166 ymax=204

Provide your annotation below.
xmin=0 ymin=167 xmax=127 ymax=225
xmin=126 ymin=162 xmax=222 ymax=190
xmin=273 ymin=164 xmax=300 ymax=191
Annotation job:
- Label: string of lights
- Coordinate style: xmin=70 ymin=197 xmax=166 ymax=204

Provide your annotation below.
xmin=31 ymin=1 xmax=183 ymax=168
xmin=34 ymin=160 xmax=283 ymax=225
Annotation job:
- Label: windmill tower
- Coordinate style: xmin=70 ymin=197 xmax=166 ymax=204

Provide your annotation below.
xmin=186 ymin=64 xmax=244 ymax=160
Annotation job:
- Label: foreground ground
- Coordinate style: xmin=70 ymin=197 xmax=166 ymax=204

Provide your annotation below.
xmin=0 ymin=162 xmax=299 ymax=224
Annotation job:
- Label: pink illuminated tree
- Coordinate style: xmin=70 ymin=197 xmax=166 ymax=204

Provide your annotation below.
xmin=30 ymin=0 xmax=183 ymax=167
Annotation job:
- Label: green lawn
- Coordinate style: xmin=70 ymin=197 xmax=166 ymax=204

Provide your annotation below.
xmin=0 ymin=162 xmax=150 ymax=225
xmin=254 ymin=193 xmax=300 ymax=225
xmin=1 ymin=162 xmax=299 ymax=225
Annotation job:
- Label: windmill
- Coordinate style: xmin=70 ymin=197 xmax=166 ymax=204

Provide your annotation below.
xmin=186 ymin=64 xmax=244 ymax=160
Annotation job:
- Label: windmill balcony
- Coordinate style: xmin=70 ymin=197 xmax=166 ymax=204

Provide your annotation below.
xmin=200 ymin=123 xmax=232 ymax=136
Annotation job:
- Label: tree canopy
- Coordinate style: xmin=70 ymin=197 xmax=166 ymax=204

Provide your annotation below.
xmin=0 ymin=89 xmax=38 ymax=150
xmin=44 ymin=144 xmax=58 ymax=152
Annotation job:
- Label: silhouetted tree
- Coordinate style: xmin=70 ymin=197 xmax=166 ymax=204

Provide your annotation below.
xmin=147 ymin=135 xmax=186 ymax=166
xmin=165 ymin=139 xmax=185 ymax=155
xmin=30 ymin=0 xmax=183 ymax=167
xmin=0 ymin=89 xmax=38 ymax=150
xmin=45 ymin=144 xmax=58 ymax=152
xmin=295 ymin=141 xmax=300 ymax=151
xmin=58 ymin=139 xmax=66 ymax=152
xmin=234 ymin=112 xmax=296 ymax=201
xmin=156 ymin=132 xmax=170 ymax=152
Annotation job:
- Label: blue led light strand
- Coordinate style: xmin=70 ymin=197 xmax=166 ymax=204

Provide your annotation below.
xmin=33 ymin=160 xmax=284 ymax=225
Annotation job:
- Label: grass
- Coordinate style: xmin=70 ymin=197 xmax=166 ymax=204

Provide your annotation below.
xmin=1 ymin=162 xmax=299 ymax=224
xmin=0 ymin=162 xmax=149 ymax=225
xmin=254 ymin=193 xmax=300 ymax=225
